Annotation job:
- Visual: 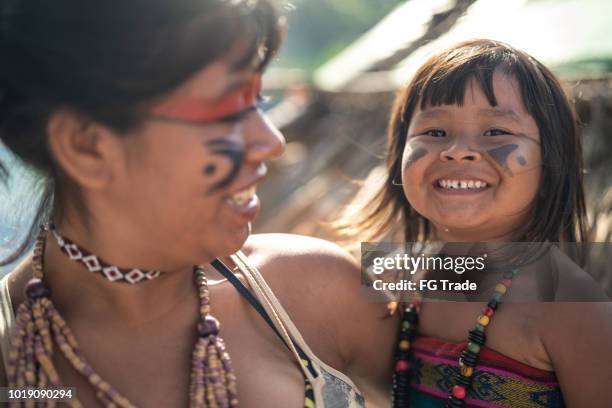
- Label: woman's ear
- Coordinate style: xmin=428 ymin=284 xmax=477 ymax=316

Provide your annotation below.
xmin=46 ymin=110 xmax=125 ymax=190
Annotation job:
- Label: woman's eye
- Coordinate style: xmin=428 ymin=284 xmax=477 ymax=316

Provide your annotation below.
xmin=424 ymin=129 xmax=446 ymax=137
xmin=484 ymin=128 xmax=510 ymax=136
xmin=256 ymin=94 xmax=271 ymax=108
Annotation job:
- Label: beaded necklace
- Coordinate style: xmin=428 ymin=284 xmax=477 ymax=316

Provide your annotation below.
xmin=50 ymin=226 xmax=161 ymax=284
xmin=7 ymin=223 xmax=239 ymax=407
xmin=391 ymin=269 xmax=518 ymax=408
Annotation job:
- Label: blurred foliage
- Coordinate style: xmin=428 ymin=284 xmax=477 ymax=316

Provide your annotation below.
xmin=274 ymin=0 xmax=405 ymax=71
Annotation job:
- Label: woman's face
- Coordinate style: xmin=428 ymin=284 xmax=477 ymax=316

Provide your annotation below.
xmin=109 ymin=60 xmax=284 ymax=265
xmin=401 ymin=72 xmax=542 ymax=241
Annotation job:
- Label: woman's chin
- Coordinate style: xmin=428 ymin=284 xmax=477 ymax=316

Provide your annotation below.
xmin=218 ymin=224 xmax=251 ymax=256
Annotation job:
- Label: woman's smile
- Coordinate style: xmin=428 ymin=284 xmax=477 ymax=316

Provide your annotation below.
xmin=224 ymin=184 xmax=261 ymax=222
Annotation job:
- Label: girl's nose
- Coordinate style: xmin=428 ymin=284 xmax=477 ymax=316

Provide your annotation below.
xmin=440 ymin=140 xmax=482 ymax=162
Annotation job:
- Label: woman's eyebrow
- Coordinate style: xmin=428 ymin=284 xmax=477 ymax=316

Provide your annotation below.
xmin=215 ymin=106 xmax=258 ymax=123
xmin=211 ymin=78 xmax=252 ymax=103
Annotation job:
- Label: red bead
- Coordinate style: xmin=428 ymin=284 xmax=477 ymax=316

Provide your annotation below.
xmin=482 ymin=306 xmax=494 ymax=317
xmin=395 ymin=360 xmax=410 ymax=371
xmin=452 ymin=385 xmax=466 ymax=399
xmin=502 ymin=279 xmax=512 ymax=287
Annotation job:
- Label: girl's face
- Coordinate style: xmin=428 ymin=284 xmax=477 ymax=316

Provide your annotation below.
xmin=106 ymin=60 xmax=285 ymax=267
xmin=401 ymin=72 xmax=542 ymax=242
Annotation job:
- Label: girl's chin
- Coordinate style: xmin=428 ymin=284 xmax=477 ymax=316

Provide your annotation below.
xmin=431 ymin=218 xmax=489 ymax=239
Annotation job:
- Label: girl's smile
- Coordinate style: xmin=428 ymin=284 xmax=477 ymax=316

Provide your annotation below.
xmin=402 ymin=71 xmax=542 ymax=241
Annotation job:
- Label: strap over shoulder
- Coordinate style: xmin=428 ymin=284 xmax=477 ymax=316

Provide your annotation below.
xmin=0 ymin=274 xmax=15 ymax=373
xmin=230 ymin=251 xmax=365 ymax=406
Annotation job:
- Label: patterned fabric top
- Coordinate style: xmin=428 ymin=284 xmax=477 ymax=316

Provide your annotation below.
xmin=408 ymin=336 xmax=564 ymax=408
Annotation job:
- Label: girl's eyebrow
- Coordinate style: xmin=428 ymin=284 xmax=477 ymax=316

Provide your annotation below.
xmin=477 ymin=108 xmax=522 ymax=123
xmin=413 ymin=109 xmax=451 ymax=120
xmin=415 ymin=107 xmax=524 ymax=124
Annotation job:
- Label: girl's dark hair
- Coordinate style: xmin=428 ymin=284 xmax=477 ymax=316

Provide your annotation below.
xmin=337 ymin=39 xmax=586 ymax=244
xmin=0 ymin=0 xmax=284 ymax=265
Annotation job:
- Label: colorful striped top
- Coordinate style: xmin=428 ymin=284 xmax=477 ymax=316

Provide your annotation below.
xmin=408 ymin=336 xmax=565 ymax=407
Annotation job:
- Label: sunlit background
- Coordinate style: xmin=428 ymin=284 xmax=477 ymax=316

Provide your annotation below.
xmin=2 ymin=0 xmax=611 ymax=287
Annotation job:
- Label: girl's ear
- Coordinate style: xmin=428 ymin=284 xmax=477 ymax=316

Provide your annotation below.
xmin=46 ymin=110 xmax=125 ymax=190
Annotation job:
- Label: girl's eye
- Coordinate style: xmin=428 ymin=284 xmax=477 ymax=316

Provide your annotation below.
xmin=484 ymin=128 xmax=511 ymax=136
xmin=423 ymin=129 xmax=446 ymax=137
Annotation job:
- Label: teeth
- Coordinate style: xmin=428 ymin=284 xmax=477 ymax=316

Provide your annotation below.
xmin=437 ymin=179 xmax=488 ymax=190
xmin=229 ymin=186 xmax=256 ymax=205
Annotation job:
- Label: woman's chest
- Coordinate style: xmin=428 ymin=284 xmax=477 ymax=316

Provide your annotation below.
xmin=52 ymin=345 xmax=307 ymax=408
xmin=50 ymin=297 xmax=309 ymax=407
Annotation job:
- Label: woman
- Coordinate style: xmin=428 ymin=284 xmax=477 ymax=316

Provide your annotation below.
xmin=0 ymin=0 xmax=397 ymax=406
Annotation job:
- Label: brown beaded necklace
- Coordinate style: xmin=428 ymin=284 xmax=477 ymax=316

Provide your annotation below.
xmin=391 ymin=269 xmax=517 ymax=408
xmin=7 ymin=223 xmax=239 ymax=407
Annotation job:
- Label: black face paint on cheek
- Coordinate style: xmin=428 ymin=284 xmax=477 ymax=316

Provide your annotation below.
xmin=203 ymin=164 xmax=216 ymax=175
xmin=203 ymin=139 xmax=245 ymax=193
xmin=487 ymin=144 xmax=518 ymax=175
xmin=517 ymin=155 xmax=526 ymax=166
xmin=405 ymin=146 xmax=428 ymax=169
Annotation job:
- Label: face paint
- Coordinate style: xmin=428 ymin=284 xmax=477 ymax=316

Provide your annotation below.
xmin=150 ymin=75 xmax=262 ymax=125
xmin=517 ymin=155 xmax=527 ymax=166
xmin=404 ymin=146 xmax=428 ymax=169
xmin=204 ymin=139 xmax=245 ymax=193
xmin=487 ymin=144 xmax=518 ymax=175
xmin=203 ymin=163 xmax=217 ymax=176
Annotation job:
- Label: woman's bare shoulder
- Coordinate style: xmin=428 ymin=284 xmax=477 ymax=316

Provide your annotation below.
xmin=240 ymin=234 xmax=395 ymax=379
xmin=242 ymin=233 xmax=359 ymax=283
xmin=239 ymin=233 xmax=380 ymax=324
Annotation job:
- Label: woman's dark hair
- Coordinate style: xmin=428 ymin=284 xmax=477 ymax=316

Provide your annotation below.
xmin=336 ymin=39 xmax=586 ymax=244
xmin=0 ymin=0 xmax=284 ymax=265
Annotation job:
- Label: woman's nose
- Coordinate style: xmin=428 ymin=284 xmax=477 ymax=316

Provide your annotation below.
xmin=243 ymin=111 xmax=286 ymax=163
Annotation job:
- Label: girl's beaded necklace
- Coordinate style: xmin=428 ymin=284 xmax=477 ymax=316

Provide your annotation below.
xmin=391 ymin=269 xmax=518 ymax=408
xmin=7 ymin=223 xmax=239 ymax=407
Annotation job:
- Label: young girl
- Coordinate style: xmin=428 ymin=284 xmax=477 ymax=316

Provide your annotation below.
xmin=339 ymin=39 xmax=612 ymax=407
xmin=0 ymin=1 xmax=397 ymax=407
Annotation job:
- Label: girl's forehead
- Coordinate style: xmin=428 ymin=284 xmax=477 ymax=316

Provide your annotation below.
xmin=416 ymin=72 xmax=529 ymax=117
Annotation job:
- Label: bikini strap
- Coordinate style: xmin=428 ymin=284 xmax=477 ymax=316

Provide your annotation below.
xmin=210 ymin=258 xmax=318 ymax=381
